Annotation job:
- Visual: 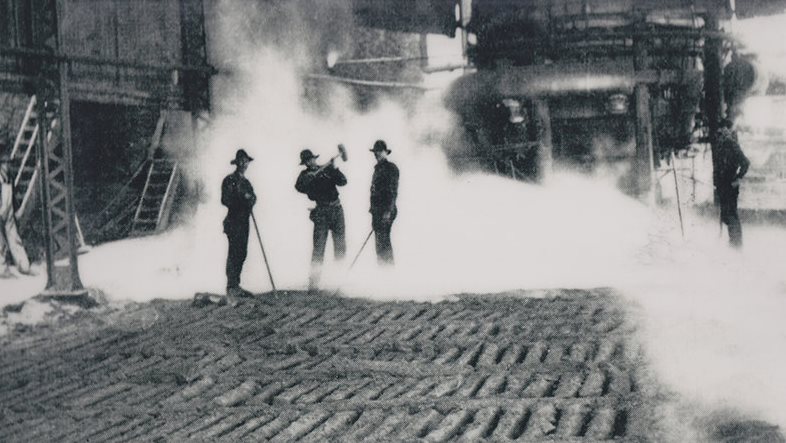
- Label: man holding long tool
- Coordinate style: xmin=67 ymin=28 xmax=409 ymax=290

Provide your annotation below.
xmin=715 ymin=119 xmax=750 ymax=249
xmin=296 ymin=147 xmax=347 ymax=290
xmin=369 ymin=140 xmax=399 ymax=265
xmin=221 ymin=149 xmax=256 ymax=297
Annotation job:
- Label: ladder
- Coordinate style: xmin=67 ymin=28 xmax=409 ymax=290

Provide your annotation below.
xmin=10 ymin=96 xmax=40 ymax=222
xmin=129 ymin=158 xmax=179 ymax=236
xmin=9 ymin=95 xmax=88 ymax=249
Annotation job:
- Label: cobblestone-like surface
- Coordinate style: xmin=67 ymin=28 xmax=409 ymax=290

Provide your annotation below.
xmin=0 ymin=290 xmax=654 ymax=441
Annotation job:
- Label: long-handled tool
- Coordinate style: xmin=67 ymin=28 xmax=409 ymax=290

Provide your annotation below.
xmin=670 ymin=151 xmax=685 ymax=239
xmin=349 ymin=229 xmax=374 ymax=271
xmin=251 ymin=212 xmax=276 ymax=292
xmin=332 ymin=229 xmax=374 ymax=296
xmin=313 ymin=144 xmax=348 ymax=175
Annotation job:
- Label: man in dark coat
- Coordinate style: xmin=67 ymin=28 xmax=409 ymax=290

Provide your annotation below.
xmin=369 ymin=140 xmax=399 ymax=265
xmin=295 ymin=147 xmax=347 ymax=290
xmin=221 ymin=149 xmax=256 ymax=296
xmin=715 ymin=119 xmax=750 ymax=248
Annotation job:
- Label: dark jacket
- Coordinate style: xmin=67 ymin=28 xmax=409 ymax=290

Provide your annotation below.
xmin=221 ymin=171 xmax=256 ymax=226
xmin=370 ymin=159 xmax=399 ymax=216
xmin=715 ymin=134 xmax=750 ymax=187
xmin=295 ymin=166 xmax=347 ymax=204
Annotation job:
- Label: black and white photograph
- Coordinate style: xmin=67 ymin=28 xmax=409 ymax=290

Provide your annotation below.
xmin=2 ymin=0 xmax=786 ymax=441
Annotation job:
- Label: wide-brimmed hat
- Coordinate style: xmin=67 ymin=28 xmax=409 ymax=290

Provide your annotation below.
xmin=370 ymin=140 xmax=391 ymax=154
xmin=300 ymin=149 xmax=319 ymax=165
xmin=230 ymin=149 xmax=254 ymax=165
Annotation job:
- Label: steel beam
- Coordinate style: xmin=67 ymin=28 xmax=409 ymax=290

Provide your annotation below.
xmin=36 ymin=0 xmax=86 ymax=298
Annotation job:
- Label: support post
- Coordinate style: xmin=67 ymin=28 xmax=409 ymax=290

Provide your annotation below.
xmin=38 ymin=0 xmax=87 ymax=299
xmin=704 ymin=14 xmax=724 ymax=203
xmin=533 ymin=98 xmax=553 ymax=183
xmin=634 ymin=84 xmax=654 ymax=199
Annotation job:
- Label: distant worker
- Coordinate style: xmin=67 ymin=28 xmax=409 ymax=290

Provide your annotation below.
xmin=295 ymin=147 xmax=347 ymax=290
xmin=221 ymin=149 xmax=256 ymax=296
xmin=369 ymin=140 xmax=399 ymax=265
xmin=0 ymin=155 xmax=31 ymax=277
xmin=715 ymin=119 xmax=750 ymax=248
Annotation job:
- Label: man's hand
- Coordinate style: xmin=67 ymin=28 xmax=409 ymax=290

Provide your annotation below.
xmin=381 ymin=211 xmax=392 ymax=222
xmin=731 ymin=179 xmax=741 ymax=188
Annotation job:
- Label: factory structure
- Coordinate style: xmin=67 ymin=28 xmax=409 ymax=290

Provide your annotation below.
xmin=2 ymin=0 xmax=786 ymax=296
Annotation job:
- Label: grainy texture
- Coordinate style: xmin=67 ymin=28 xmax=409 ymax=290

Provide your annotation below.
xmin=0 ymin=290 xmax=655 ymax=442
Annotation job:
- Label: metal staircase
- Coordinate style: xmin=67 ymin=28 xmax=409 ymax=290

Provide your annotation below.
xmin=129 ymin=158 xmax=179 ymax=236
xmin=89 ymin=110 xmax=180 ymax=242
xmin=9 ymin=95 xmax=88 ymax=250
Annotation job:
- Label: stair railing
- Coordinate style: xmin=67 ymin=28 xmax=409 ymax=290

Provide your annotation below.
xmin=13 ymin=123 xmax=39 ymax=189
xmin=156 ymin=161 xmax=179 ymax=231
xmin=10 ymin=95 xmax=36 ymax=159
xmin=132 ymin=160 xmax=157 ymax=228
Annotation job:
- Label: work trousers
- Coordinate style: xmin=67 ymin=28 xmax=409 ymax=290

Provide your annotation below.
xmin=225 ymin=219 xmax=249 ymax=289
xmin=0 ymin=214 xmax=30 ymax=273
xmin=372 ymin=213 xmax=395 ymax=265
xmin=311 ymin=203 xmax=346 ymax=263
xmin=309 ymin=203 xmax=345 ymax=289
xmin=718 ymin=185 xmax=742 ymax=248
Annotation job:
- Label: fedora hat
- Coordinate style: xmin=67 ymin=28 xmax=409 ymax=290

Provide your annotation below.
xmin=370 ymin=139 xmax=391 ymax=154
xmin=230 ymin=149 xmax=253 ymax=165
xmin=300 ymin=149 xmax=319 ymax=165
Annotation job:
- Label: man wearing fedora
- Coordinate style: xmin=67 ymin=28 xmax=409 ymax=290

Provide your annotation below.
xmin=715 ymin=118 xmax=750 ymax=248
xmin=369 ymin=140 xmax=399 ymax=265
xmin=221 ymin=149 xmax=256 ymax=296
xmin=295 ymin=148 xmax=347 ymax=290
xmin=0 ymin=153 xmax=31 ymax=277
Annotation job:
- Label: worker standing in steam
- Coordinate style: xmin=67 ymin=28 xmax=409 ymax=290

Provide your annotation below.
xmin=0 ymin=154 xmax=31 ymax=277
xmin=369 ymin=140 xmax=399 ymax=265
xmin=221 ymin=149 xmax=256 ymax=297
xmin=715 ymin=119 xmax=750 ymax=248
xmin=295 ymin=147 xmax=347 ymax=290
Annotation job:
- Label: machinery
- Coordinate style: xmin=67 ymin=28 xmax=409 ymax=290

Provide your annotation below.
xmin=354 ymin=0 xmax=785 ymax=196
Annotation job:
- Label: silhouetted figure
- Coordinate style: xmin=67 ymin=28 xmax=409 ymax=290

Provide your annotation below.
xmin=369 ymin=140 xmax=399 ymax=265
xmin=295 ymin=148 xmax=347 ymax=290
xmin=221 ymin=149 xmax=256 ymax=296
xmin=715 ymin=119 xmax=750 ymax=248
xmin=0 ymin=155 xmax=31 ymax=277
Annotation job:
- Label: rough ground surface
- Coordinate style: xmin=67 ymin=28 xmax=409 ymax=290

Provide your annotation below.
xmin=0 ymin=290 xmax=659 ymax=441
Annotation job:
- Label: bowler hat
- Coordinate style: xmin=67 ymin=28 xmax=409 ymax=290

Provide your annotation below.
xmin=300 ymin=149 xmax=319 ymax=165
xmin=370 ymin=140 xmax=391 ymax=154
xmin=230 ymin=149 xmax=253 ymax=165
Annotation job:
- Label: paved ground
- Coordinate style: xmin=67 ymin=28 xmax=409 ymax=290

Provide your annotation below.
xmin=0 ymin=290 xmax=657 ymax=441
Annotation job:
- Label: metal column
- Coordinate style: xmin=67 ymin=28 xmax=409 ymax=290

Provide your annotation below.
xmin=37 ymin=0 xmax=86 ymax=298
xmin=533 ymin=98 xmax=553 ymax=182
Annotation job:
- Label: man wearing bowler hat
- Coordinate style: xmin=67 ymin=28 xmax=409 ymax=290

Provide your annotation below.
xmin=295 ymin=148 xmax=347 ymax=290
xmin=369 ymin=140 xmax=399 ymax=265
xmin=221 ymin=149 xmax=256 ymax=296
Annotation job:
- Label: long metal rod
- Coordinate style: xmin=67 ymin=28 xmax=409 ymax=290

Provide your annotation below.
xmin=332 ymin=229 xmax=374 ymax=297
xmin=349 ymin=230 xmax=375 ymax=271
xmin=670 ymin=151 xmax=685 ymax=238
xmin=251 ymin=212 xmax=276 ymax=292
xmin=305 ymin=74 xmax=433 ymax=90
